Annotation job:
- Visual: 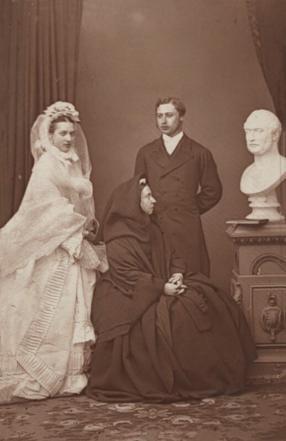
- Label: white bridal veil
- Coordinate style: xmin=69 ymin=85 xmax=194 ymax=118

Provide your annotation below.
xmin=0 ymin=101 xmax=96 ymax=277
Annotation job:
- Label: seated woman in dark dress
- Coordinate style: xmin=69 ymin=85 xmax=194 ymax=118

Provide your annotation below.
xmin=86 ymin=175 xmax=256 ymax=402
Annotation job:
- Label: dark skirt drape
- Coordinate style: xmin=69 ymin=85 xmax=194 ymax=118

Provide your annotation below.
xmin=87 ymin=234 xmax=256 ymax=402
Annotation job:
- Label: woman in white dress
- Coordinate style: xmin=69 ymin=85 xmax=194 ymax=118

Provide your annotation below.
xmin=0 ymin=101 xmax=105 ymax=403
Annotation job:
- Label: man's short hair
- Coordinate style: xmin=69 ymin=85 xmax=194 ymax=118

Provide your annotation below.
xmin=155 ymin=97 xmax=186 ymax=117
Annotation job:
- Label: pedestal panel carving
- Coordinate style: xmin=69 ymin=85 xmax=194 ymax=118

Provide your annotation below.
xmin=251 ymin=286 xmax=286 ymax=345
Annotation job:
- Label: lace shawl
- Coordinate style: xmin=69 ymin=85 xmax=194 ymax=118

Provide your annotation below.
xmin=0 ymin=151 xmax=90 ymax=277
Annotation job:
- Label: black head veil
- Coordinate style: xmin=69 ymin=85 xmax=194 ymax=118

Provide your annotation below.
xmin=97 ymin=175 xmax=151 ymax=244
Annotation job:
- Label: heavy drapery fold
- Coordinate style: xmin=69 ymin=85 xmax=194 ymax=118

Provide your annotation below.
xmin=0 ymin=0 xmax=83 ymax=226
xmin=246 ymin=0 xmax=286 ymax=127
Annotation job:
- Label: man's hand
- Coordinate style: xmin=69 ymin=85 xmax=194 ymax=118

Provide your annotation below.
xmin=83 ymin=218 xmax=99 ymax=243
xmin=83 ymin=230 xmax=97 ymax=243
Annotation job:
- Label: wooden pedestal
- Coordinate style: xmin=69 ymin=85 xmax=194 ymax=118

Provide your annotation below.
xmin=226 ymin=222 xmax=286 ymax=382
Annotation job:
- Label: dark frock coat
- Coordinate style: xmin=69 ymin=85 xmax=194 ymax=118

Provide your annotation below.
xmin=134 ymin=134 xmax=223 ymax=276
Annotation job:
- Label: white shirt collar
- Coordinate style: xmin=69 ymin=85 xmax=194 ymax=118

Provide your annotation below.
xmin=162 ymin=132 xmax=184 ymax=155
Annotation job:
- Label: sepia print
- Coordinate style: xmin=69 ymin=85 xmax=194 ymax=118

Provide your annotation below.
xmin=1 ymin=1 xmax=286 ymax=440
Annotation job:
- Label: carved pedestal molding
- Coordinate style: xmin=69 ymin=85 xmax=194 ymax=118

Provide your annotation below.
xmin=247 ymin=192 xmax=285 ymax=222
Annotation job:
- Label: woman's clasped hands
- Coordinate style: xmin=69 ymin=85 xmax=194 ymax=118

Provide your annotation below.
xmin=164 ymin=272 xmax=187 ymax=296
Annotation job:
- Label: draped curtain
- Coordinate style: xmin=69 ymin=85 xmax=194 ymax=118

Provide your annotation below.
xmin=0 ymin=0 xmax=83 ymax=226
xmin=246 ymin=0 xmax=286 ymax=130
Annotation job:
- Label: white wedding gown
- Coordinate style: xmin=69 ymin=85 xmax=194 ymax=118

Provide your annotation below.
xmin=0 ymin=148 xmax=100 ymax=403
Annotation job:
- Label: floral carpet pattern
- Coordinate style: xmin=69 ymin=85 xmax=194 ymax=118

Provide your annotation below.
xmin=1 ymin=383 xmax=286 ymax=441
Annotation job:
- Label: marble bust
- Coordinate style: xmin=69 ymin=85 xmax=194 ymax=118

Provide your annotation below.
xmin=240 ymin=109 xmax=286 ymax=221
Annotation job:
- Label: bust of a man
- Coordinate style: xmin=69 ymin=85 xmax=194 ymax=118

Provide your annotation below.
xmin=240 ymin=109 xmax=286 ymax=221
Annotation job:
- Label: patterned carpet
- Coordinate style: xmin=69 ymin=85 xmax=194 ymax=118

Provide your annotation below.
xmin=1 ymin=383 xmax=286 ymax=441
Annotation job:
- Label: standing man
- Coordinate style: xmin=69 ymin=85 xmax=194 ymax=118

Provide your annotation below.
xmin=134 ymin=97 xmax=222 ymax=276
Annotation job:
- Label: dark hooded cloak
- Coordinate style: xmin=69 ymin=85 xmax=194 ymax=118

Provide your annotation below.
xmin=87 ymin=175 xmax=256 ymax=402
